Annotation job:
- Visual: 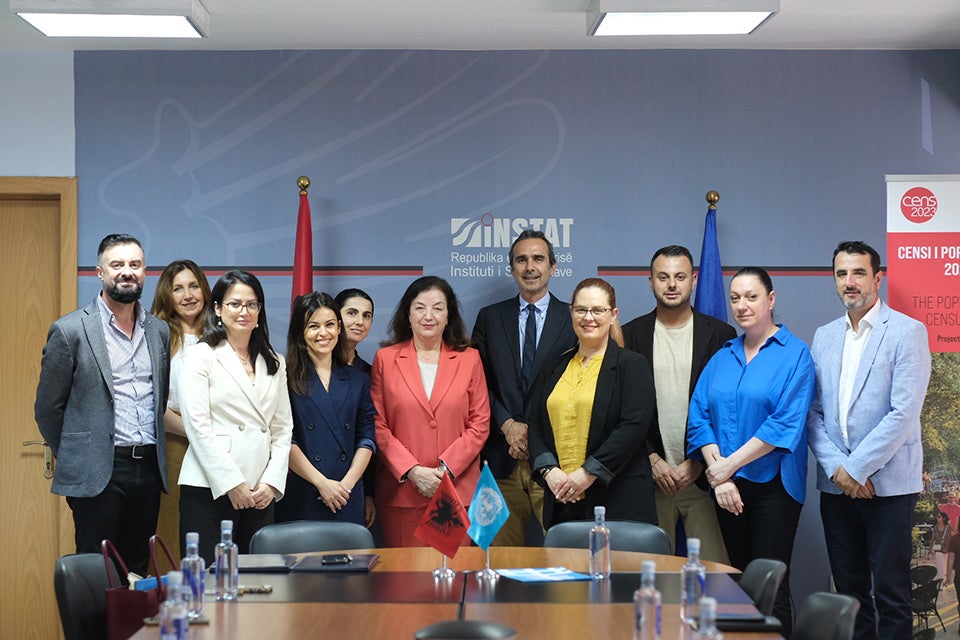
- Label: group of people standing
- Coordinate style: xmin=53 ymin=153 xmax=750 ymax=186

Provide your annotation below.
xmin=36 ymin=231 xmax=930 ymax=640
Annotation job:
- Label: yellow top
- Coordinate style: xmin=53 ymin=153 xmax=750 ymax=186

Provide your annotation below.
xmin=547 ymin=353 xmax=601 ymax=477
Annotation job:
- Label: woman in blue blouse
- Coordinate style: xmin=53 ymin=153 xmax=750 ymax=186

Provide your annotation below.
xmin=277 ymin=292 xmax=377 ymax=526
xmin=687 ymin=267 xmax=815 ymax=636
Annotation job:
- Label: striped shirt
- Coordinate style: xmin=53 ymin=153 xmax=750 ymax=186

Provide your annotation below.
xmin=97 ymin=294 xmax=156 ymax=446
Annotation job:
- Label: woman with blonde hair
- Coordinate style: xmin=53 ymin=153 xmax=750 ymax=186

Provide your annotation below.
xmin=529 ymin=277 xmax=657 ymax=528
xmin=150 ymin=259 xmax=210 ymax=553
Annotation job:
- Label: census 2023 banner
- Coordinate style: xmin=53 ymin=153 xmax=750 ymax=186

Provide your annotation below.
xmin=887 ymin=175 xmax=960 ymax=353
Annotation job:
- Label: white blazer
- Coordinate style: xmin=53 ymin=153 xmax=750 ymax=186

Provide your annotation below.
xmin=178 ymin=341 xmax=293 ymax=500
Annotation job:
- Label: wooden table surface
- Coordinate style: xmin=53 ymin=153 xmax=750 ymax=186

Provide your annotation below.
xmin=129 ymin=547 xmax=783 ymax=639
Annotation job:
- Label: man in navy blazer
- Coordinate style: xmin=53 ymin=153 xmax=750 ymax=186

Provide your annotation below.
xmin=808 ymin=241 xmax=931 ymax=640
xmin=473 ymin=230 xmax=576 ymax=545
xmin=35 ymin=234 xmax=170 ymax=575
xmin=622 ymin=245 xmax=734 ymax=563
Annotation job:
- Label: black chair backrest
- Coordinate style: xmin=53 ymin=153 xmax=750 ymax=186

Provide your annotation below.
xmin=414 ymin=620 xmax=517 ymax=639
xmin=793 ymin=592 xmax=860 ymax=640
xmin=738 ymin=558 xmax=787 ymax=616
xmin=54 ymin=553 xmax=120 ymax=640
xmin=249 ymin=520 xmax=375 ymax=554
xmin=542 ymin=520 xmax=671 ymax=554
xmin=910 ymin=564 xmax=937 ymax=586
xmin=912 ymin=578 xmax=942 ymax=607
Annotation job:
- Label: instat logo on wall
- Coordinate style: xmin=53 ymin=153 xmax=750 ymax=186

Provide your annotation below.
xmin=451 ymin=213 xmax=573 ymax=249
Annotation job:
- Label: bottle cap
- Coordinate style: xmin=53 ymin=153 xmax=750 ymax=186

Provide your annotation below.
xmin=699 ymin=596 xmax=717 ymax=615
xmin=594 ymin=505 xmax=606 ymax=518
xmin=687 ymin=537 xmax=700 ymax=553
xmin=166 ymin=571 xmax=183 ymax=587
xmin=220 ymin=519 xmax=233 ymax=532
xmin=186 ymin=532 xmax=199 ymax=545
xmin=641 ymin=560 xmax=656 ymax=575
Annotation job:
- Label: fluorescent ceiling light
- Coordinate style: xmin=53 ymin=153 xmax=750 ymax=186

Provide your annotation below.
xmin=588 ymin=0 xmax=778 ymax=36
xmin=11 ymin=0 xmax=209 ymax=38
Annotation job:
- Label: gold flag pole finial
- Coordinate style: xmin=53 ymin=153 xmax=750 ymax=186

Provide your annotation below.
xmin=298 ymin=176 xmax=311 ymax=195
xmin=706 ymin=190 xmax=719 ymax=211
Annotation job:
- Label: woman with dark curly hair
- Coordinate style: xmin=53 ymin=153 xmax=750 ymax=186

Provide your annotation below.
xmin=370 ymin=276 xmax=489 ymax=547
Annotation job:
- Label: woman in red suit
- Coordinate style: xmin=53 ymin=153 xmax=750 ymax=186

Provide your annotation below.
xmin=371 ymin=276 xmax=490 ymax=547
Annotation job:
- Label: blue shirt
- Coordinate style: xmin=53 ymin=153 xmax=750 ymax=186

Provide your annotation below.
xmin=686 ymin=325 xmax=815 ymax=504
xmin=97 ymin=294 xmax=156 ymax=446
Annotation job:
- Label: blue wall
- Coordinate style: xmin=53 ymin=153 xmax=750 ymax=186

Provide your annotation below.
xmin=71 ymin=48 xmax=960 ymax=601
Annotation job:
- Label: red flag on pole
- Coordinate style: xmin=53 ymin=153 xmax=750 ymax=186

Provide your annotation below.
xmin=291 ymin=177 xmax=313 ymax=306
xmin=414 ymin=473 xmax=470 ymax=558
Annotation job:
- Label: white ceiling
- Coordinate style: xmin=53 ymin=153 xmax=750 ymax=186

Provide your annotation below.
xmin=2 ymin=0 xmax=960 ymax=51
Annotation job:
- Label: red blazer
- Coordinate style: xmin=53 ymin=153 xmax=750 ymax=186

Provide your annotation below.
xmin=371 ymin=341 xmax=490 ymax=508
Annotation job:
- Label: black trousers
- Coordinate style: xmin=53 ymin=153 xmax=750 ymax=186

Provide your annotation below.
xmin=179 ymin=484 xmax=275 ymax=565
xmin=820 ymin=491 xmax=917 ymax=640
xmin=67 ymin=446 xmax=163 ymax=576
xmin=715 ymin=476 xmax=802 ymax=638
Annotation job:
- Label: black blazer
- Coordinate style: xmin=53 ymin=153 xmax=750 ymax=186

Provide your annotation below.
xmin=473 ymin=293 xmax=576 ymax=479
xmin=621 ymin=309 xmax=736 ymax=466
xmin=528 ymin=339 xmax=657 ymax=528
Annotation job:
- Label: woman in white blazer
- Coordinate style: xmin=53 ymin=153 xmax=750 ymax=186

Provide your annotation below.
xmin=178 ymin=270 xmax=293 ymax=563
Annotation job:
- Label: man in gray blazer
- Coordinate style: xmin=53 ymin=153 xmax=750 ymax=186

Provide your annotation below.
xmin=473 ymin=230 xmax=576 ymax=545
xmin=36 ymin=234 xmax=170 ymax=575
xmin=808 ymin=240 xmax=931 ymax=640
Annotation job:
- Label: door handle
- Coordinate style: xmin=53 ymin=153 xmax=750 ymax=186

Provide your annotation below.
xmin=22 ymin=440 xmax=53 ymax=479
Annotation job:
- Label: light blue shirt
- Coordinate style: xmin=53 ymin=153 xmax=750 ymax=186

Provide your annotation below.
xmin=518 ymin=295 xmax=550 ymax=364
xmin=686 ymin=325 xmax=815 ymax=504
xmin=97 ymin=294 xmax=156 ymax=446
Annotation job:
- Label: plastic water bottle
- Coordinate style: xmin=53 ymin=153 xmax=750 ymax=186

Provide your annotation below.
xmin=214 ymin=520 xmax=238 ymax=601
xmin=680 ymin=537 xmax=706 ymax=624
xmin=158 ymin=571 xmax=189 ymax=639
xmin=180 ymin=532 xmax=205 ymax=618
xmin=694 ymin=596 xmax=724 ymax=639
xmin=589 ymin=505 xmax=611 ymax=580
xmin=633 ymin=560 xmax=662 ymax=640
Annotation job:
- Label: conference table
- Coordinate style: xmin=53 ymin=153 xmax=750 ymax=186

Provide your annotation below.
xmin=129 ymin=547 xmax=784 ymax=639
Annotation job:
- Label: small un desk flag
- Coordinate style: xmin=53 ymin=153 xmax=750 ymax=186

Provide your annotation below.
xmin=468 ymin=462 xmax=510 ymax=550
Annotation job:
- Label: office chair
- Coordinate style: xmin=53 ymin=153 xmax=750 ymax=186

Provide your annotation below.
xmin=249 ymin=520 xmax=375 ymax=554
xmin=793 ymin=592 xmax=859 ymax=640
xmin=738 ymin=558 xmax=787 ymax=616
xmin=414 ymin=620 xmax=516 ymax=639
xmin=543 ymin=520 xmax=671 ymax=554
xmin=54 ymin=553 xmax=120 ymax=640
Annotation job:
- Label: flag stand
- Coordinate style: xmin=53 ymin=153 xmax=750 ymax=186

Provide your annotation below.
xmin=475 ymin=549 xmax=498 ymax=581
xmin=432 ymin=554 xmax=456 ymax=580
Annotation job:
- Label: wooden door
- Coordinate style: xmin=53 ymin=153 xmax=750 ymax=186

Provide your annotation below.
xmin=0 ymin=177 xmax=77 ymax=639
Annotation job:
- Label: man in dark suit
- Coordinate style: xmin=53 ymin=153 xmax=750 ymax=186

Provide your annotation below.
xmin=473 ymin=230 xmax=576 ymax=545
xmin=622 ymin=245 xmax=734 ymax=563
xmin=36 ymin=234 xmax=170 ymax=575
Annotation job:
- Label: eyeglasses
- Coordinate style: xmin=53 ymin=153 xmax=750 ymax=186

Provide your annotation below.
xmin=571 ymin=306 xmax=611 ymax=318
xmin=222 ymin=300 xmax=261 ymax=312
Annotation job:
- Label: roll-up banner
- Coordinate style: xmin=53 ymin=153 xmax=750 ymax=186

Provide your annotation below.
xmin=886 ymin=175 xmax=960 ymax=353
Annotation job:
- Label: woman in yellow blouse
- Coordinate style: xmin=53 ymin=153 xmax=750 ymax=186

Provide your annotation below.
xmin=528 ymin=278 xmax=658 ymax=527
